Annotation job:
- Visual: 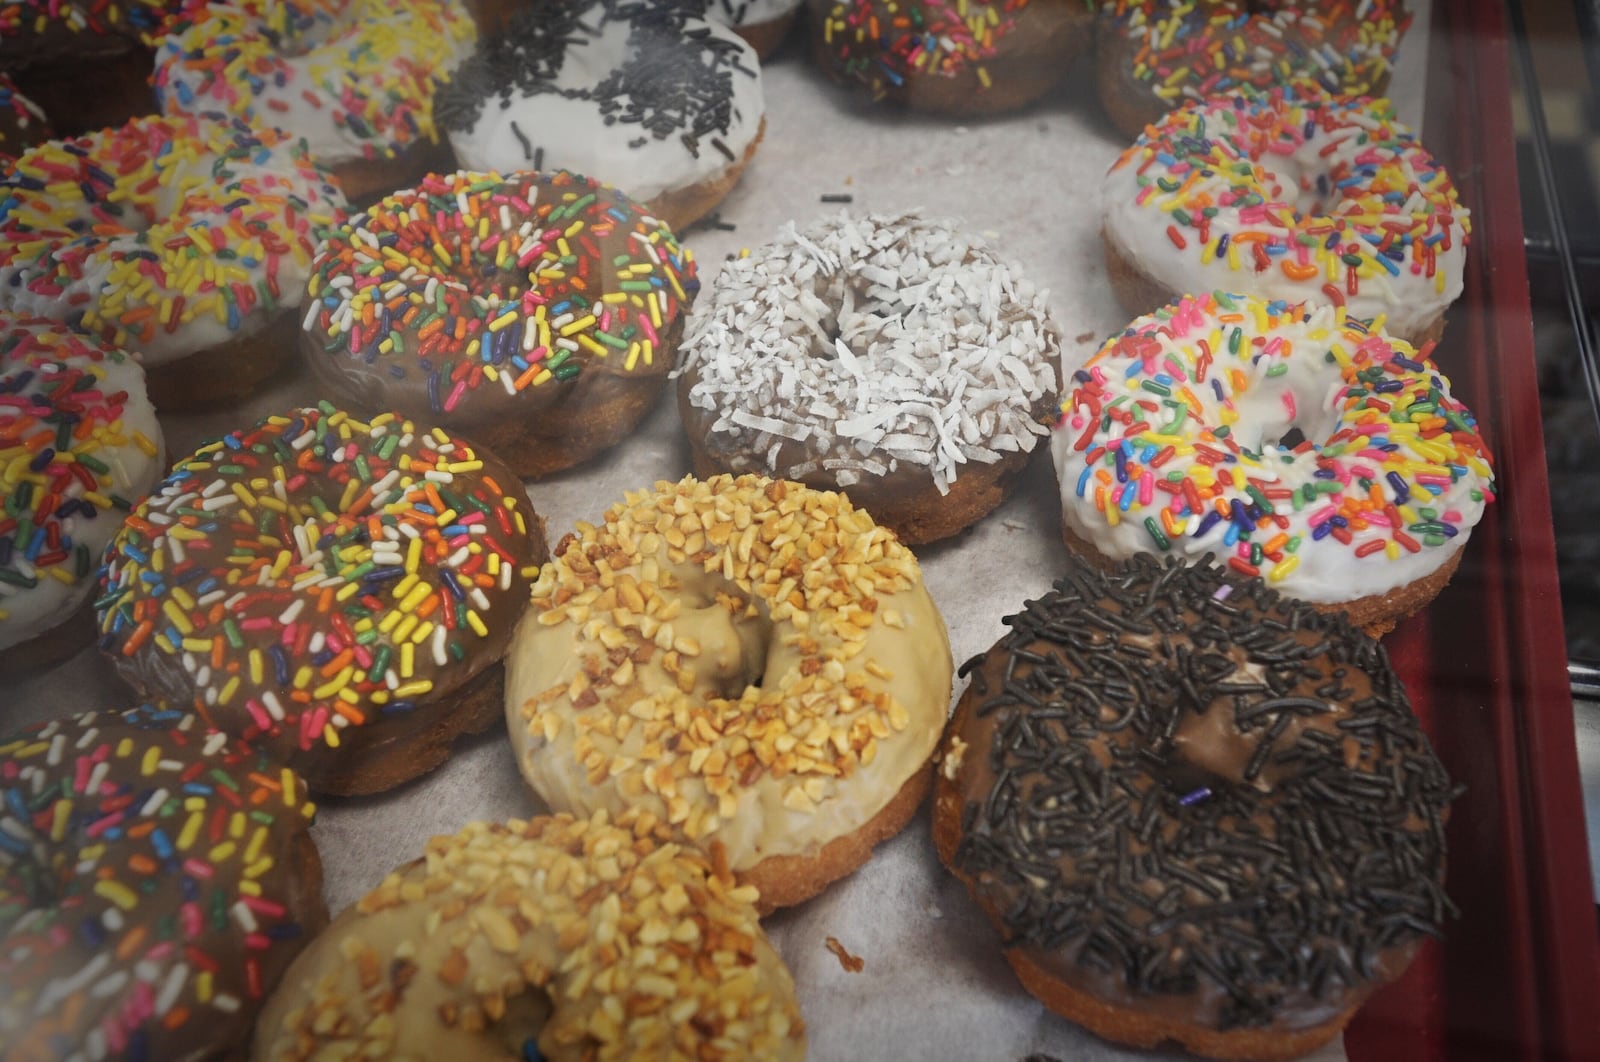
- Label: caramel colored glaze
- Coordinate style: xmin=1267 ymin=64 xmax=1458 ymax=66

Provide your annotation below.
xmin=1 ymin=706 xmax=326 ymax=1062
xmin=504 ymin=475 xmax=953 ymax=909
xmin=254 ymin=815 xmax=805 ymax=1062
xmin=808 ymin=0 xmax=1091 ymax=115
xmin=933 ymin=555 xmax=1456 ymax=1058
xmin=97 ymin=408 xmax=546 ymax=795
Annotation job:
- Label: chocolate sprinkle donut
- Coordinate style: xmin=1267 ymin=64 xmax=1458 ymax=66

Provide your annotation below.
xmin=933 ymin=554 xmax=1459 ymax=1056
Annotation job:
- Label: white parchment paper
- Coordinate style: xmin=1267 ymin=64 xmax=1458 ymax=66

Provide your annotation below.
xmin=6 ymin=13 xmax=1432 ymax=1059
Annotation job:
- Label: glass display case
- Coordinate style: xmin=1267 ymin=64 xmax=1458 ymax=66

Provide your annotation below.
xmin=3 ymin=0 xmax=1599 ymax=1059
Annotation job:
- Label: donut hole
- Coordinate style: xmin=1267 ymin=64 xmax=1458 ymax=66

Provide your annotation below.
xmin=674 ymin=581 xmax=775 ymax=700
xmin=487 ymin=990 xmax=554 ymax=1058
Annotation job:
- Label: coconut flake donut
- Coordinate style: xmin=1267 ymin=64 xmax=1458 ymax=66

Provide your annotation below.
xmin=504 ymin=474 xmax=953 ymax=911
xmin=0 ymin=114 xmax=347 ymax=411
xmin=704 ymin=0 xmax=804 ymax=59
xmin=1 ymin=704 xmax=326 ymax=1062
xmin=1101 ymin=87 xmax=1468 ymax=347
xmin=153 ymin=0 xmax=477 ymax=204
xmin=1050 ymin=293 xmax=1494 ymax=636
xmin=809 ymin=0 xmax=1092 ymax=115
xmin=0 ymin=318 xmax=164 ymax=675
xmin=0 ymin=75 xmax=51 ymax=160
xmin=96 ymin=406 xmax=548 ymax=796
xmin=1094 ymin=1 xmax=1410 ymax=138
xmin=254 ymin=813 xmax=805 ymax=1061
xmin=934 ymin=555 xmax=1458 ymax=1061
xmin=435 ymin=0 xmax=765 ymax=233
xmin=302 ymin=170 xmax=699 ymax=479
xmin=677 ymin=211 xmax=1062 ymax=545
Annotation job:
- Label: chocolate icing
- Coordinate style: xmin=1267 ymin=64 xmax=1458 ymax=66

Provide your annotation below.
xmin=939 ymin=555 xmax=1458 ymax=1033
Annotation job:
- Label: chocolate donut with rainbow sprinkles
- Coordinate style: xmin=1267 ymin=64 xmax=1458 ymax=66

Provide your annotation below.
xmin=1101 ymin=85 xmax=1467 ymax=348
xmin=1050 ymin=293 xmax=1494 ymax=636
xmin=96 ymin=406 xmax=548 ymax=796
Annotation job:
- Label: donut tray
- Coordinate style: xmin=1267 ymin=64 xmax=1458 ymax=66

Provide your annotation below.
xmin=9 ymin=0 xmax=1600 ymax=1058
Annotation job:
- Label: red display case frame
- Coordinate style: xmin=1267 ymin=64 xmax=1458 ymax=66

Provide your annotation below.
xmin=1343 ymin=2 xmax=1600 ymax=1059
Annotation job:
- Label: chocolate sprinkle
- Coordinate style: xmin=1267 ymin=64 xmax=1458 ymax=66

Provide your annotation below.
xmin=436 ymin=0 xmax=751 ymax=145
xmin=948 ymin=555 xmax=1459 ymax=1031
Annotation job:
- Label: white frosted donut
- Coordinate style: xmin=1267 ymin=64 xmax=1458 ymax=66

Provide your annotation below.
xmin=503 ymin=474 xmax=953 ymax=910
xmin=1101 ymin=87 xmax=1468 ymax=345
xmin=436 ymin=0 xmax=763 ymax=204
xmin=0 ymin=318 xmax=163 ymax=657
xmin=153 ymin=0 xmax=477 ymax=169
xmin=1050 ymin=293 xmax=1494 ymax=627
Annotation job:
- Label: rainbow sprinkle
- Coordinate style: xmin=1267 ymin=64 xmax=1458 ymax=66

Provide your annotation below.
xmin=818 ymin=0 xmax=1038 ymax=96
xmin=94 ymin=406 xmax=542 ymax=768
xmin=0 ymin=705 xmax=319 ymax=1060
xmin=0 ymin=114 xmax=345 ymax=364
xmin=304 ymin=170 xmax=698 ymax=416
xmin=1 ymin=318 xmax=162 ymax=647
xmin=1100 ymin=0 xmax=1410 ymax=109
xmin=153 ymin=0 xmax=476 ymax=162
xmin=1054 ymin=293 xmax=1494 ymax=600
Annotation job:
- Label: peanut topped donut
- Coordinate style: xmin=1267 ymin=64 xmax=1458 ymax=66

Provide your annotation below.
xmin=1050 ymin=294 xmax=1494 ymax=635
xmin=96 ymin=406 xmax=547 ymax=796
xmin=809 ymin=0 xmax=1092 ymax=114
xmin=504 ymin=474 xmax=953 ymax=910
xmin=153 ymin=0 xmax=477 ymax=203
xmin=0 ymin=114 xmax=347 ymax=410
xmin=677 ymin=211 xmax=1062 ymax=544
xmin=302 ymin=170 xmax=699 ymax=479
xmin=1095 ymin=1 xmax=1411 ymax=138
xmin=1101 ymin=87 xmax=1468 ymax=346
xmin=435 ymin=0 xmax=765 ymax=232
xmin=0 ymin=318 xmax=163 ymax=674
xmin=254 ymin=814 xmax=806 ymax=1061
xmin=2 ymin=704 xmax=325 ymax=1062
xmin=934 ymin=555 xmax=1458 ymax=1061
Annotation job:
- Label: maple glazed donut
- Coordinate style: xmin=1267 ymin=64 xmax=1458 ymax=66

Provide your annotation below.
xmin=933 ymin=555 xmax=1458 ymax=1062
xmin=1094 ymin=1 xmax=1410 ymax=138
xmin=809 ymin=0 xmax=1092 ymax=114
xmin=153 ymin=0 xmax=477 ymax=204
xmin=302 ymin=170 xmax=698 ymax=480
xmin=0 ymin=318 xmax=164 ymax=675
xmin=677 ymin=211 xmax=1062 ymax=545
xmin=435 ymin=0 xmax=765 ymax=233
xmin=1101 ymin=87 xmax=1468 ymax=347
xmin=1051 ymin=293 xmax=1494 ymax=636
xmin=705 ymin=0 xmax=805 ymax=59
xmin=95 ymin=406 xmax=548 ymax=796
xmin=253 ymin=813 xmax=806 ymax=1061
xmin=503 ymin=474 xmax=953 ymax=911
xmin=1 ymin=704 xmax=326 ymax=1062
xmin=0 ymin=114 xmax=347 ymax=412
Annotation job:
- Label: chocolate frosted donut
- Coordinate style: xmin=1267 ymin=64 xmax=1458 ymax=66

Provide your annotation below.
xmin=933 ymin=555 xmax=1458 ymax=1061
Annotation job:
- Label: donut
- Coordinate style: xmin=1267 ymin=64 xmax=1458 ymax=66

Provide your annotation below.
xmin=932 ymin=554 xmax=1458 ymax=1062
xmin=704 ymin=0 xmax=804 ymax=59
xmin=0 ymin=114 xmax=347 ymax=412
xmin=1050 ymin=293 xmax=1494 ymax=636
xmin=253 ymin=813 xmax=806 ymax=1061
xmin=0 ymin=75 xmax=51 ymax=160
xmin=808 ymin=0 xmax=1092 ymax=115
xmin=1100 ymin=86 xmax=1468 ymax=346
xmin=0 ymin=318 xmax=164 ymax=676
xmin=677 ymin=211 xmax=1062 ymax=545
xmin=152 ymin=0 xmax=477 ymax=204
xmin=1094 ymin=1 xmax=1411 ymax=138
xmin=1 ymin=704 xmax=326 ymax=1061
xmin=95 ymin=406 xmax=548 ymax=796
xmin=435 ymin=0 xmax=765 ymax=233
xmin=503 ymin=474 xmax=953 ymax=911
xmin=0 ymin=0 xmax=197 ymax=135
xmin=302 ymin=170 xmax=699 ymax=480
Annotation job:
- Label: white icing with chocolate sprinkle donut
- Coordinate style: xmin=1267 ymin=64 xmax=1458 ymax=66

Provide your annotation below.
xmin=677 ymin=210 xmax=1062 ymax=493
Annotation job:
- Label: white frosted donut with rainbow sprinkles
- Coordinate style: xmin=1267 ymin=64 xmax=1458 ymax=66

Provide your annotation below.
xmin=1050 ymin=293 xmax=1494 ymax=634
xmin=1101 ymin=87 xmax=1468 ymax=346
